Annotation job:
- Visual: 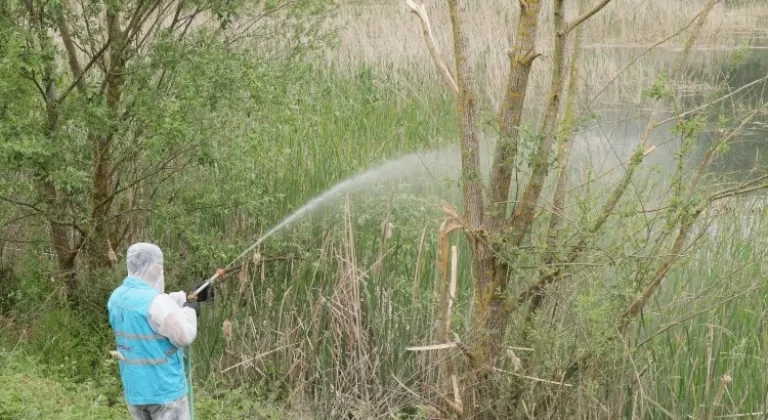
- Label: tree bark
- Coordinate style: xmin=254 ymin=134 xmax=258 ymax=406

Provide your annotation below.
xmin=545 ymin=0 xmax=585 ymax=251
xmin=487 ymin=0 xmax=543 ymax=228
xmin=508 ymin=0 xmax=568 ymax=248
xmin=87 ymin=6 xmax=126 ymax=268
xmin=447 ymin=0 xmax=483 ymax=231
xmin=39 ymin=24 xmax=79 ymax=294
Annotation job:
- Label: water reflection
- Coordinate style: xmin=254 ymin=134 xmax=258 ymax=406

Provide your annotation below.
xmin=573 ymin=43 xmax=768 ymax=184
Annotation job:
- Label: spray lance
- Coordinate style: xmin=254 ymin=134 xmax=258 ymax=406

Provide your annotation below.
xmin=184 ymin=243 xmax=265 ymax=303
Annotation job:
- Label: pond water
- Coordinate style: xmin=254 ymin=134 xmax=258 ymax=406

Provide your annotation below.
xmin=574 ymin=41 xmax=768 ymax=184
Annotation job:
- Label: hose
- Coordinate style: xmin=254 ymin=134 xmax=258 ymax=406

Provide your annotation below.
xmin=187 ymin=345 xmax=195 ymax=420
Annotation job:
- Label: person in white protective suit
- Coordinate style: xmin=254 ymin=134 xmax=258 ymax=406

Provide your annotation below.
xmin=107 ymin=243 xmax=213 ymax=420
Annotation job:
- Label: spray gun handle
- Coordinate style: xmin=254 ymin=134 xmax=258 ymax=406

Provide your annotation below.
xmin=186 ymin=268 xmax=225 ymax=302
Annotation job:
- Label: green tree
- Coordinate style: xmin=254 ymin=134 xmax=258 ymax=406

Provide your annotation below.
xmin=0 ymin=0 xmax=333 ymax=298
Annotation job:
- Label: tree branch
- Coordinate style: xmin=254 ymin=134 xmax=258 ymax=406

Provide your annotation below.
xmin=0 ymin=196 xmax=86 ymax=237
xmin=0 ymin=196 xmax=45 ymax=214
xmin=690 ymin=103 xmax=767 ymax=187
xmin=577 ymin=4 xmax=714 ymax=121
xmin=654 ymin=72 xmax=768 ymax=129
xmin=564 ymin=0 xmax=613 ymax=35
xmin=226 ymin=1 xmax=296 ymax=46
xmin=178 ymin=7 xmax=203 ymax=40
xmin=56 ymin=4 xmax=85 ymax=92
xmin=20 ymin=68 xmax=47 ymax=99
xmin=57 ymin=38 xmax=112 ymax=103
xmin=708 ymin=177 xmax=768 ymax=203
xmin=405 ymin=0 xmax=459 ymax=98
xmin=134 ymin=1 xmax=177 ymax=54
xmin=123 ymin=0 xmax=152 ymax=40
xmin=169 ymin=0 xmax=185 ymax=33
xmin=124 ymin=0 xmax=164 ymax=57
xmin=91 ymin=145 xmax=199 ymax=214
xmin=619 ymin=218 xmax=696 ymax=333
xmin=545 ymin=0 xmax=586 ymax=249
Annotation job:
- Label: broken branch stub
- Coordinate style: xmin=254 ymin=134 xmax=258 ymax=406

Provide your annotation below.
xmin=405 ymin=0 xmax=460 ymax=98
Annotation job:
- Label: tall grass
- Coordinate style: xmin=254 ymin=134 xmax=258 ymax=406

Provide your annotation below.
xmin=163 ymin=61 xmax=768 ymax=417
xmin=179 ymin=177 xmax=768 ymax=418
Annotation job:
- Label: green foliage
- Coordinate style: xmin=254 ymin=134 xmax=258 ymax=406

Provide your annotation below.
xmin=0 ymin=0 xmax=337 ymax=283
xmin=0 ymin=238 xmax=56 ymax=313
xmin=642 ymin=70 xmax=673 ymax=101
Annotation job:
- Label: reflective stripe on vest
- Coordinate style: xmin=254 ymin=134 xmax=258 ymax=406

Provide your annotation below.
xmin=115 ymin=331 xmax=165 ymax=340
xmin=118 ymin=347 xmax=179 ymax=365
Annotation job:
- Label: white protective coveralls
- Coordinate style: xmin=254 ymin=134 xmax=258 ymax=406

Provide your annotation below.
xmin=116 ymin=243 xmax=198 ymax=420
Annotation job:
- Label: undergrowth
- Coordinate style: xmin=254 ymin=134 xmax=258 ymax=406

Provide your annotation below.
xmin=0 ymin=344 xmax=284 ymax=419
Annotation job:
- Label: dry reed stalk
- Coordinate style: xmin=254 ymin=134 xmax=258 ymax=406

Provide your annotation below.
xmin=372 ymin=200 xmax=394 ymax=278
xmin=447 ymin=245 xmax=462 ymax=412
xmin=412 ymin=225 xmax=427 ymax=301
xmin=705 ymin=324 xmax=714 ymax=408
xmin=327 ymin=197 xmax=376 ymax=405
xmin=233 ymin=260 xmax=249 ymax=317
xmin=437 ymin=212 xmax=463 ymax=388
xmin=711 ymin=372 xmax=732 ymax=415
xmin=407 ymin=342 xmax=458 ymax=352
xmin=221 ymin=318 xmax=235 ymax=373
xmin=437 ymin=218 xmax=450 ymax=385
xmin=330 ymin=0 xmax=765 ymax=107
xmin=447 ymin=246 xmax=458 ymax=338
xmin=220 ymin=343 xmax=294 ymax=374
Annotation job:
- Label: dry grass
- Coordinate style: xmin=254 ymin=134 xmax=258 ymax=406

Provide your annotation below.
xmin=325 ymin=0 xmax=768 ymax=107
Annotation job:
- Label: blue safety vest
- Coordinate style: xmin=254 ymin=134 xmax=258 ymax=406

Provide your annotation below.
xmin=107 ymin=276 xmax=187 ymax=405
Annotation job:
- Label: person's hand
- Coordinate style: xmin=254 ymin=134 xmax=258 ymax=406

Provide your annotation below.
xmin=183 ymin=301 xmax=201 ymax=317
xmin=169 ymin=291 xmax=187 ymax=307
xmin=193 ymin=281 xmax=215 ymax=303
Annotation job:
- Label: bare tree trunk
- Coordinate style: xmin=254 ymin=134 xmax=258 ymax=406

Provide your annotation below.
xmin=508 ymin=0 xmax=568 ymax=247
xmin=37 ymin=17 xmax=80 ymax=295
xmin=546 ymin=0 xmax=585 ymax=250
xmin=488 ymin=0 xmax=543 ymax=227
xmin=447 ymin=0 xmax=483 ymax=231
xmin=445 ymin=0 xmax=498 ymax=352
xmin=43 ymin=184 xmax=78 ymax=294
xmin=87 ymin=6 xmax=126 ymax=268
xmin=473 ymin=0 xmax=545 ymax=373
